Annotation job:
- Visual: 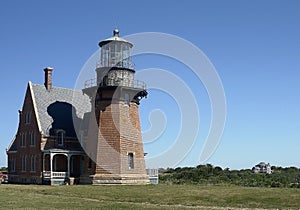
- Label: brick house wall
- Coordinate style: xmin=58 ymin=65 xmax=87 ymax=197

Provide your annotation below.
xmin=7 ymin=80 xmax=89 ymax=184
xmin=8 ymin=84 xmax=43 ymax=184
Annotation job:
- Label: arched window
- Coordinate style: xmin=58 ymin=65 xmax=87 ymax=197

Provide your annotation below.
xmin=21 ymin=155 xmax=27 ymax=171
xmin=30 ymin=131 xmax=35 ymax=146
xmin=10 ymin=158 xmax=16 ymax=172
xmin=30 ymin=155 xmax=36 ymax=172
xmin=21 ymin=133 xmax=26 ymax=147
xmin=25 ymin=111 xmax=32 ymax=124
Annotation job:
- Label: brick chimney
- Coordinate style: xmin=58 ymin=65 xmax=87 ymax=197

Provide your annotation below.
xmin=44 ymin=67 xmax=53 ymax=90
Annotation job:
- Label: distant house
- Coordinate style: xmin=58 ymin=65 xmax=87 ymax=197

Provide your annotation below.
xmin=252 ymin=162 xmax=272 ymax=174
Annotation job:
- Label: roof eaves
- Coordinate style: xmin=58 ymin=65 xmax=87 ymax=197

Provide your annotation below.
xmin=6 ymin=135 xmax=16 ymax=153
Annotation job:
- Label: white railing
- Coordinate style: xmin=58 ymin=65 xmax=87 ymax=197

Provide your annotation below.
xmin=84 ymin=78 xmax=97 ymax=88
xmin=52 ymin=172 xmax=67 ymax=178
xmin=84 ymin=78 xmax=146 ymax=89
xmin=43 ymin=171 xmax=67 ymax=179
xmin=96 ymin=60 xmax=134 ymax=69
xmin=146 ymin=169 xmax=158 ymax=177
xmin=43 ymin=171 xmax=51 ymax=178
xmin=146 ymin=168 xmax=159 ymax=184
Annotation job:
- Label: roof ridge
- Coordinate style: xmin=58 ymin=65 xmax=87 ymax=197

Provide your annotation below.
xmin=31 ymin=83 xmax=84 ymax=92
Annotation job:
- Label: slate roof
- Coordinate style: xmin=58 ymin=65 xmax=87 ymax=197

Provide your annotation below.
xmin=7 ymin=82 xmax=91 ymax=152
xmin=29 ymin=82 xmax=91 ymax=136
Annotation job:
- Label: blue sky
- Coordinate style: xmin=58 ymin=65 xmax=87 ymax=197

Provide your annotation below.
xmin=0 ymin=0 xmax=299 ymax=169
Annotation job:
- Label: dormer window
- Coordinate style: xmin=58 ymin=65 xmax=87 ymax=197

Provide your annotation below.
xmin=56 ymin=130 xmax=65 ymax=146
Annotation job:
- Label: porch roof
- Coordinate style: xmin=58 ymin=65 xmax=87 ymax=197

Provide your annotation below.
xmin=42 ymin=148 xmax=85 ymax=155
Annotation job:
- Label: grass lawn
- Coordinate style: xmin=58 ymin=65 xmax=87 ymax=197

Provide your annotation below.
xmin=0 ymin=184 xmax=299 ymax=209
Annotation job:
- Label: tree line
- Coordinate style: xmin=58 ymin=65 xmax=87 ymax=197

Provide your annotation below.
xmin=159 ymin=164 xmax=300 ymax=188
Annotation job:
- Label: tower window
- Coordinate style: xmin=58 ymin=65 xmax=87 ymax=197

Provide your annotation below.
xmin=128 ymin=153 xmax=134 ymax=169
xmin=124 ymin=93 xmax=130 ymax=105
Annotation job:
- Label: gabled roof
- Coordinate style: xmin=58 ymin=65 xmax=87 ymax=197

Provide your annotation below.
xmin=6 ymin=136 xmax=17 ymax=152
xmin=29 ymin=82 xmax=91 ymax=136
xmin=7 ymin=82 xmax=91 ymax=152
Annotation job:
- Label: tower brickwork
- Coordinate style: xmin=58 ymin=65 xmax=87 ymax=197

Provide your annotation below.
xmin=82 ymin=29 xmax=149 ymax=184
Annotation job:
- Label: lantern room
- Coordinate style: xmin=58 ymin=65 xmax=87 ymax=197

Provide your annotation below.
xmin=98 ymin=29 xmax=134 ymax=69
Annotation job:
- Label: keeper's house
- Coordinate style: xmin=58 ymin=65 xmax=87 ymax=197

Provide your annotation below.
xmin=6 ymin=68 xmax=92 ymax=184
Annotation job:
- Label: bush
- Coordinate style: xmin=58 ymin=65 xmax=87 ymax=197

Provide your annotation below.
xmin=159 ymin=164 xmax=300 ymax=188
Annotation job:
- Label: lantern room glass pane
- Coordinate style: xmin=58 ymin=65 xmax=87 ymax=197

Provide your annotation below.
xmin=100 ymin=41 xmax=132 ymax=68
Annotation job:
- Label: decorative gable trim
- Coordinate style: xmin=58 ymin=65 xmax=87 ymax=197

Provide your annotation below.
xmin=28 ymin=81 xmax=43 ymax=134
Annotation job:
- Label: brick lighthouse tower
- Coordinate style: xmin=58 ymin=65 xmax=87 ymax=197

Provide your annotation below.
xmin=82 ymin=29 xmax=149 ymax=184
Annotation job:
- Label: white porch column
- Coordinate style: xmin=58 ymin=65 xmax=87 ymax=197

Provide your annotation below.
xmin=67 ymin=154 xmax=71 ymax=178
xmin=42 ymin=153 xmax=45 ymax=172
xmin=50 ymin=153 xmax=54 ymax=179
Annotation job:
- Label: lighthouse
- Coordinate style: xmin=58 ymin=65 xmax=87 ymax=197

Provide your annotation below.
xmin=82 ymin=29 xmax=149 ymax=184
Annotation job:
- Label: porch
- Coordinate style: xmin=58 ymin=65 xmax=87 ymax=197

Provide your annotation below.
xmin=42 ymin=149 xmax=85 ymax=185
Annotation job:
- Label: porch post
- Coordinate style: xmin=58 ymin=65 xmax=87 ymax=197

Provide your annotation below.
xmin=67 ymin=154 xmax=71 ymax=178
xmin=50 ymin=153 xmax=54 ymax=179
xmin=42 ymin=153 xmax=45 ymax=172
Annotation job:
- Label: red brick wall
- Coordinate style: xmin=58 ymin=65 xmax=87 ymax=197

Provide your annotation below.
xmin=119 ymin=103 xmax=146 ymax=175
xmin=8 ymin=84 xmax=42 ymax=184
xmin=95 ymin=103 xmax=121 ymax=174
xmin=92 ymin=101 xmax=146 ymax=177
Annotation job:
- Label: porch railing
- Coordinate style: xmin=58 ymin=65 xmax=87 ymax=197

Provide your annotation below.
xmin=43 ymin=171 xmax=67 ymax=179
